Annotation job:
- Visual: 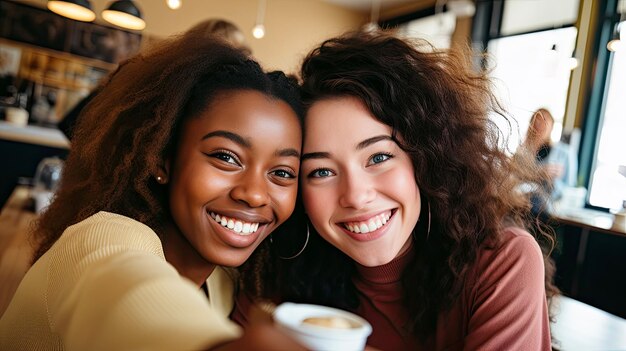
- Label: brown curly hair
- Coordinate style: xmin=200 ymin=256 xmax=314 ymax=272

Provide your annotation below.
xmin=32 ymin=28 xmax=302 ymax=262
xmin=262 ymin=31 xmax=558 ymax=339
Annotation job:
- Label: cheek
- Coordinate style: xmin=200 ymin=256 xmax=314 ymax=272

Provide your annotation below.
xmin=383 ymin=162 xmax=421 ymax=211
xmin=273 ymin=186 xmax=298 ymax=223
xmin=302 ymin=185 xmax=332 ymax=227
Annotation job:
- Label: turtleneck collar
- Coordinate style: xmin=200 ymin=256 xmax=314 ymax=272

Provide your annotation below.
xmin=354 ymin=239 xmax=416 ymax=285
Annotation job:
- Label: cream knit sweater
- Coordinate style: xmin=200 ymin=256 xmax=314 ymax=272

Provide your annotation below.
xmin=0 ymin=212 xmax=241 ymax=350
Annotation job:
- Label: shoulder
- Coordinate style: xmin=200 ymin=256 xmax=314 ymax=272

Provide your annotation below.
xmin=468 ymin=227 xmax=545 ymax=301
xmin=53 ymin=211 xmax=164 ymax=258
xmin=480 ymin=227 xmax=543 ymax=267
xmin=461 ymin=227 xmax=551 ymax=349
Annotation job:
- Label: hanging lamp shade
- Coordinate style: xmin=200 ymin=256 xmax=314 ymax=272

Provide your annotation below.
xmin=102 ymin=0 xmax=146 ymax=31
xmin=47 ymin=0 xmax=96 ymax=22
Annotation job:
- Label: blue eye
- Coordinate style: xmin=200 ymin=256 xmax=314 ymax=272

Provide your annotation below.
xmin=369 ymin=153 xmax=393 ymax=165
xmin=309 ymin=168 xmax=334 ymax=178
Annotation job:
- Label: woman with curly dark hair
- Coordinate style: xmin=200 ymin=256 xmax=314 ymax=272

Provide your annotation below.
xmin=235 ymin=31 xmax=557 ymax=350
xmin=0 ymin=28 xmax=306 ymax=350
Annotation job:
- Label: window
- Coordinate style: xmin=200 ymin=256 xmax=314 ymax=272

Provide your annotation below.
xmin=396 ymin=12 xmax=456 ymax=50
xmin=587 ymin=21 xmax=626 ymax=210
xmin=488 ymin=27 xmax=578 ymax=153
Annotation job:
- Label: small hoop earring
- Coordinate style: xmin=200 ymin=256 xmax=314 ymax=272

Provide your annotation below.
xmin=271 ymin=223 xmax=310 ymax=260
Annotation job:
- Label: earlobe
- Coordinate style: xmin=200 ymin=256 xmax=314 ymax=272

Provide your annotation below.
xmin=155 ymin=160 xmax=171 ymax=184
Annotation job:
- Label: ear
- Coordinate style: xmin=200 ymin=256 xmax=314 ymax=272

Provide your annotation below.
xmin=155 ymin=159 xmax=171 ymax=184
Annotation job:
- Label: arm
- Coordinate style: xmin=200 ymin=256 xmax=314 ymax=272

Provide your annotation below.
xmin=227 ymin=292 xmax=307 ymax=350
xmin=463 ymin=230 xmax=552 ymax=351
xmin=47 ymin=215 xmax=240 ymax=351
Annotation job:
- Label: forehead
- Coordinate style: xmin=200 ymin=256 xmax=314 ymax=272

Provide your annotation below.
xmin=304 ymin=96 xmax=391 ymax=149
xmin=184 ymin=89 xmax=302 ymax=144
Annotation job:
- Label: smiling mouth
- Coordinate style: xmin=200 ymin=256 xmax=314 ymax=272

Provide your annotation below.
xmin=210 ymin=212 xmax=260 ymax=236
xmin=341 ymin=210 xmax=394 ymax=234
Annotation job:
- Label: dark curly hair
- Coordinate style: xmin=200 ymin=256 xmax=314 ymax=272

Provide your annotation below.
xmin=32 ymin=29 xmax=303 ymax=262
xmin=253 ymin=31 xmax=557 ymax=340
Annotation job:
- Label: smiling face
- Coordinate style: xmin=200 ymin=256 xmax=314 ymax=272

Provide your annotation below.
xmin=301 ymin=96 xmax=420 ymax=267
xmin=165 ymin=89 xmax=301 ymax=275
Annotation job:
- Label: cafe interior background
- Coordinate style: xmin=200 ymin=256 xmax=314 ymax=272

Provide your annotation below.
xmin=0 ymin=0 xmax=625 ymax=348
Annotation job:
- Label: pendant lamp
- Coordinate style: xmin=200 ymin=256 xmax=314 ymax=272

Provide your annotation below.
xmin=102 ymin=0 xmax=146 ymax=31
xmin=47 ymin=0 xmax=96 ymax=22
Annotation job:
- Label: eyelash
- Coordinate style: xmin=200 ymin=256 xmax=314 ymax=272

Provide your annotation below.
xmin=205 ymin=151 xmax=296 ymax=180
xmin=308 ymin=168 xmax=334 ymax=178
xmin=272 ymin=169 xmax=297 ymax=179
xmin=368 ymin=152 xmax=394 ymax=165
xmin=206 ymin=150 xmax=241 ymax=166
xmin=307 ymin=152 xmax=394 ymax=178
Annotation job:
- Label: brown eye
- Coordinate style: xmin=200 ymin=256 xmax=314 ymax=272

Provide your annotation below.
xmin=272 ymin=169 xmax=296 ymax=179
xmin=205 ymin=150 xmax=241 ymax=166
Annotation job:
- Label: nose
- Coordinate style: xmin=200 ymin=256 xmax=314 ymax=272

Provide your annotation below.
xmin=230 ymin=171 xmax=270 ymax=208
xmin=338 ymin=171 xmax=376 ymax=210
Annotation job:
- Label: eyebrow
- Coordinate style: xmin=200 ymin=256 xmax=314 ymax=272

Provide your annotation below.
xmin=201 ymin=130 xmax=251 ymax=148
xmin=276 ymin=148 xmax=301 ymax=158
xmin=302 ymin=135 xmax=393 ymax=161
xmin=356 ymin=135 xmax=394 ymax=150
xmin=202 ymin=130 xmax=300 ymax=158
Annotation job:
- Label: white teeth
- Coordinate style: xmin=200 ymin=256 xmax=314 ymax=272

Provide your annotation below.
xmin=210 ymin=212 xmax=261 ymax=236
xmin=343 ymin=211 xmax=392 ymax=234
xmin=368 ymin=221 xmax=377 ymax=232
xmin=234 ymin=221 xmax=243 ymax=233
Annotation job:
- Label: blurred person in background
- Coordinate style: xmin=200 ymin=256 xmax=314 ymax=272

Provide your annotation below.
xmin=521 ymin=108 xmax=577 ymax=216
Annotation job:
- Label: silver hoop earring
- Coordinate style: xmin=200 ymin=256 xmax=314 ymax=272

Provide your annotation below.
xmin=271 ymin=223 xmax=310 ymax=260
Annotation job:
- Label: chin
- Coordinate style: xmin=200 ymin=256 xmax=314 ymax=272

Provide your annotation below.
xmin=351 ymin=253 xmax=397 ymax=267
xmin=209 ymin=251 xmax=255 ymax=268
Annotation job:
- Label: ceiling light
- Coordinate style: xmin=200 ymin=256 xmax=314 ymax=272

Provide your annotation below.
xmin=47 ymin=0 xmax=96 ymax=22
xmin=166 ymin=0 xmax=181 ymax=10
xmin=252 ymin=24 xmax=265 ymax=39
xmin=102 ymin=0 xmax=146 ymax=31
xmin=252 ymin=0 xmax=267 ymax=39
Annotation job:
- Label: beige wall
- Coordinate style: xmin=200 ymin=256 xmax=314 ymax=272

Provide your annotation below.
xmin=24 ymin=0 xmax=366 ymax=74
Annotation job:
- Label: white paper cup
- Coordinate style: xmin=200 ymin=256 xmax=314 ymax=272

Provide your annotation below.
xmin=274 ymin=302 xmax=372 ymax=351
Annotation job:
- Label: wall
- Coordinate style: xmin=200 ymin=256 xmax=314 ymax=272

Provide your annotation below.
xmin=23 ymin=0 xmax=366 ymax=73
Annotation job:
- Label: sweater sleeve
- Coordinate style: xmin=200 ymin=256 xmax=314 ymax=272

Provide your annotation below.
xmin=46 ymin=213 xmax=241 ymax=351
xmin=463 ymin=229 xmax=551 ymax=351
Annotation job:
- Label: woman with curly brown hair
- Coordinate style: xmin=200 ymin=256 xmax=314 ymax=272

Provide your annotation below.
xmin=0 ymin=28 xmax=306 ymax=350
xmin=235 ymin=31 xmax=557 ymax=350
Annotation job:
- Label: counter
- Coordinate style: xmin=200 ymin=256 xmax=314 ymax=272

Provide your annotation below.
xmin=0 ymin=121 xmax=70 ymax=149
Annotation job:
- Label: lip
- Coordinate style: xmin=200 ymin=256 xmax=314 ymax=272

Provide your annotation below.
xmin=206 ymin=210 xmax=272 ymax=248
xmin=337 ymin=209 xmax=396 ymax=242
xmin=339 ymin=209 xmax=394 ymax=223
xmin=210 ymin=208 xmax=272 ymax=224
